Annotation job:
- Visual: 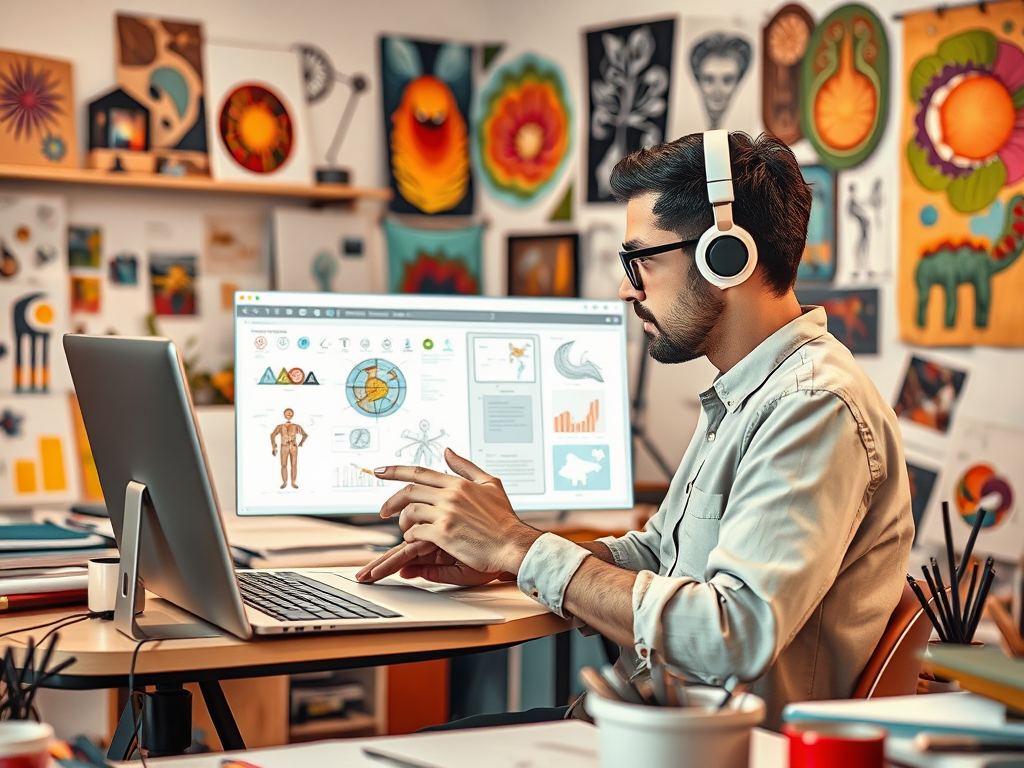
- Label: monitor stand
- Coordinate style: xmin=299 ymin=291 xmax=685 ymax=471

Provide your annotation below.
xmin=114 ymin=481 xmax=222 ymax=641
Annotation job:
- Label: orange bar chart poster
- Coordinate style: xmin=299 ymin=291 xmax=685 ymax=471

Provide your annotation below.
xmin=552 ymin=392 xmax=604 ymax=433
xmin=1 ymin=395 xmax=79 ymax=505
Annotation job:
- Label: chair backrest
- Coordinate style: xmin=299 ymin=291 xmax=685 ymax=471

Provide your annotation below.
xmin=852 ymin=580 xmax=934 ymax=699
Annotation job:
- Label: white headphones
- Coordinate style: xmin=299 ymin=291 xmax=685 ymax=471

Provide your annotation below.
xmin=695 ymin=130 xmax=758 ymax=289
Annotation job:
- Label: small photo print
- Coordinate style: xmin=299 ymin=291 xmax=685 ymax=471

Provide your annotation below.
xmin=894 ymin=355 xmax=967 ymax=435
xmin=108 ymin=253 xmax=138 ymax=285
xmin=796 ymin=287 xmax=879 ymax=355
xmin=507 ymin=234 xmax=579 ymax=297
xmin=150 ymin=254 xmax=198 ymax=315
xmin=70 ymin=276 xmax=101 ymax=313
xmin=906 ymin=461 xmax=939 ymax=542
xmin=68 ymin=226 xmax=101 ymax=269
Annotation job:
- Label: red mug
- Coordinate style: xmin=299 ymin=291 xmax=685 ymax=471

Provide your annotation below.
xmin=0 ymin=721 xmax=53 ymax=768
xmin=784 ymin=720 xmax=887 ymax=768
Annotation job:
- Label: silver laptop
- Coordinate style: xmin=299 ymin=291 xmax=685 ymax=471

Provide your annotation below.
xmin=64 ymin=334 xmax=502 ymax=638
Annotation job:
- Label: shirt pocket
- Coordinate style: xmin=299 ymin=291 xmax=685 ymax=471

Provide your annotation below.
xmin=674 ymin=486 xmax=725 ymax=578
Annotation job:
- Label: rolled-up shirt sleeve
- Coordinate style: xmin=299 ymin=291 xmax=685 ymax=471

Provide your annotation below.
xmin=637 ymin=390 xmax=874 ymax=683
xmin=517 ymin=532 xmax=592 ymax=618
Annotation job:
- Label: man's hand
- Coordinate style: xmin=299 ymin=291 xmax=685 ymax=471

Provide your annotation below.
xmin=354 ymin=448 xmax=541 ymax=582
xmin=272 ymin=447 xmax=277 ymax=456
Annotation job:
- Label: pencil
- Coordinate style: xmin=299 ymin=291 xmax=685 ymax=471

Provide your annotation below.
xmin=931 ymin=558 xmax=957 ymax=641
xmin=957 ymin=508 xmax=988 ymax=581
xmin=922 ymin=564 xmax=952 ymax=640
xmin=942 ymin=502 xmax=962 ymax=642
xmin=967 ymin=564 xmax=996 ymax=640
xmin=961 ymin=563 xmax=979 ymax=641
xmin=907 ymin=574 xmax=948 ymax=643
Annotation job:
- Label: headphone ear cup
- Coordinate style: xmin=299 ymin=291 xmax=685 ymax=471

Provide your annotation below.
xmin=695 ymin=225 xmax=759 ymax=289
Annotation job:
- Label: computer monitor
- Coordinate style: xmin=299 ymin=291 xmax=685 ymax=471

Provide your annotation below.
xmin=233 ymin=292 xmax=633 ymax=517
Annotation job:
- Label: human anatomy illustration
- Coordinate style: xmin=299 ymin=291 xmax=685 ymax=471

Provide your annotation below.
xmin=270 ymin=408 xmax=308 ymax=489
xmin=395 ymin=419 xmax=447 ymax=466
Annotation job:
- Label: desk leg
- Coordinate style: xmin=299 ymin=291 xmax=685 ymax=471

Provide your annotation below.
xmin=198 ymin=680 xmax=247 ymax=752
xmin=107 ymin=696 xmax=140 ymax=762
xmin=555 ymin=631 xmax=571 ymax=706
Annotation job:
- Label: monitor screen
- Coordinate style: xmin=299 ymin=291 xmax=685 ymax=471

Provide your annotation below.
xmin=234 ymin=292 xmax=633 ymax=516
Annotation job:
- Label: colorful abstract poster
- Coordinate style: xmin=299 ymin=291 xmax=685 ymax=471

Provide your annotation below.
xmin=796 ymin=287 xmax=878 ymax=354
xmin=205 ymin=44 xmax=312 ymax=184
xmin=474 ymin=53 xmax=572 ymax=207
xmin=507 ymin=233 xmax=579 ymax=297
xmin=762 ymin=4 xmax=815 ymax=145
xmin=273 ymin=207 xmax=379 ymax=293
xmin=0 ymin=50 xmax=78 ymax=168
xmin=677 ymin=16 xmax=759 ymax=136
xmin=383 ymin=219 xmax=482 ymax=294
xmin=797 ymin=165 xmax=837 ymax=283
xmin=381 ymin=36 xmax=473 ymax=215
xmin=585 ymin=18 xmax=675 ymax=203
xmin=0 ymin=195 xmax=66 ymax=284
xmin=894 ymin=353 xmax=968 ymax=437
xmin=115 ymin=14 xmax=208 ymax=166
xmin=150 ymin=254 xmax=197 ymax=315
xmin=918 ymin=418 xmax=1024 ymax=562
xmin=0 ymin=280 xmax=71 ymax=394
xmin=899 ymin=2 xmax=1024 ymax=346
xmin=0 ymin=393 xmax=80 ymax=507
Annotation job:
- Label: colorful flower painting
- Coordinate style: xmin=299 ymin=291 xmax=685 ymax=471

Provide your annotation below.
xmin=475 ymin=54 xmax=572 ymax=206
xmin=219 ymin=84 xmax=294 ymax=173
xmin=0 ymin=50 xmax=78 ymax=168
xmin=907 ymin=29 xmax=1024 ymax=213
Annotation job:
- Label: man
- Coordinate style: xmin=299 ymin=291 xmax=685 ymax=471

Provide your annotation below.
xmin=690 ymin=34 xmax=752 ymax=129
xmin=270 ymin=408 xmax=307 ymax=489
xmin=357 ymin=132 xmax=913 ymax=729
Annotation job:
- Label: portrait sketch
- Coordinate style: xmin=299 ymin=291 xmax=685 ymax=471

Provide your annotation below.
xmin=678 ymin=17 xmax=759 ymax=135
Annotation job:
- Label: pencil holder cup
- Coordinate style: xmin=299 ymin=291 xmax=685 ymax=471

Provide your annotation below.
xmin=88 ymin=557 xmax=145 ymax=614
xmin=0 ymin=720 xmax=52 ymax=768
xmin=588 ymin=686 xmax=765 ymax=768
xmin=918 ymin=639 xmax=983 ymax=693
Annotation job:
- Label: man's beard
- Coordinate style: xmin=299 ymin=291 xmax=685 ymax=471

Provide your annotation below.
xmin=635 ymin=271 xmax=724 ymax=364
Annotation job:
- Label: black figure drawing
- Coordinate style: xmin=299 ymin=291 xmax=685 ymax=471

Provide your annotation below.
xmin=846 ymin=177 xmax=884 ymax=278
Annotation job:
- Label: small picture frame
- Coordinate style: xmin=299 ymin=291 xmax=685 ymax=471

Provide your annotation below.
xmin=507 ymin=233 xmax=580 ymax=297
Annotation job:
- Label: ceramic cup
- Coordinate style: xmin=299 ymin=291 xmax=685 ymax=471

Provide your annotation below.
xmin=0 ymin=721 xmax=53 ymax=768
xmin=87 ymin=557 xmax=145 ymax=614
xmin=783 ymin=721 xmax=886 ymax=768
xmin=588 ymin=686 xmax=766 ymax=768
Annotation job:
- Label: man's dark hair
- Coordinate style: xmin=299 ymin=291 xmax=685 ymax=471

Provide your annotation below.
xmin=690 ymin=34 xmax=752 ymax=80
xmin=609 ymin=132 xmax=812 ymax=295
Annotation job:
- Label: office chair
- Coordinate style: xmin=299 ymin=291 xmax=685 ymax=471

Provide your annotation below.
xmin=852 ymin=580 xmax=935 ymax=698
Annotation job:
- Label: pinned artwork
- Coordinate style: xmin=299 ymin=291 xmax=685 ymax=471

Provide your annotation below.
xmin=0 ymin=195 xmax=67 ymax=283
xmin=677 ymin=17 xmax=759 ymax=135
xmin=205 ymin=44 xmax=312 ymax=184
xmin=474 ymin=53 xmax=572 ymax=207
xmin=796 ymin=287 xmax=878 ymax=354
xmin=797 ymin=165 xmax=837 ymax=283
xmin=0 ymin=50 xmax=78 ymax=168
xmin=801 ymin=4 xmax=889 ymax=170
xmin=0 ymin=394 xmax=80 ymax=507
xmin=108 ymin=253 xmax=138 ymax=285
xmin=150 ymin=254 xmax=197 ymax=315
xmin=507 ymin=234 xmax=579 ymax=297
xmin=70 ymin=276 xmax=101 ymax=314
xmin=381 ymin=36 xmax=474 ymax=215
xmin=906 ymin=458 xmax=940 ymax=542
xmin=115 ymin=14 xmax=208 ymax=170
xmin=549 ymin=184 xmax=573 ymax=222
xmin=918 ymin=418 xmax=1024 ymax=562
xmin=585 ymin=19 xmax=674 ymax=203
xmin=838 ymin=162 xmax=890 ymax=280
xmin=86 ymin=87 xmax=154 ymax=172
xmin=204 ymin=214 xmax=265 ymax=275
xmin=0 ymin=282 xmax=71 ymax=394
xmin=273 ymin=208 xmax=377 ymax=293
xmin=68 ymin=226 xmax=101 ymax=269
xmin=383 ymin=219 xmax=482 ymax=294
xmin=899 ymin=1 xmax=1024 ymax=346
xmin=762 ymin=4 xmax=815 ymax=145
xmin=894 ymin=354 xmax=967 ymax=436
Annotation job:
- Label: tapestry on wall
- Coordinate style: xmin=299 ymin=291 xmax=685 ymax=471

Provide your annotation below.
xmin=762 ymin=4 xmax=815 ymax=145
xmin=381 ymin=36 xmax=473 ymax=216
xmin=474 ymin=53 xmax=572 ymax=207
xmin=383 ymin=219 xmax=482 ymax=294
xmin=801 ymin=4 xmax=889 ymax=170
xmin=899 ymin=1 xmax=1024 ymax=346
xmin=0 ymin=50 xmax=78 ymax=168
xmin=584 ymin=18 xmax=675 ymax=203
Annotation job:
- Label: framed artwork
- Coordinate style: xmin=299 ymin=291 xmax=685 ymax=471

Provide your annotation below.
xmin=0 ymin=49 xmax=78 ymax=168
xmin=797 ymin=165 xmax=837 ymax=283
xmin=796 ymin=287 xmax=878 ymax=354
xmin=894 ymin=354 xmax=968 ymax=436
xmin=383 ymin=219 xmax=482 ymax=294
xmin=585 ymin=18 xmax=675 ymax=203
xmin=205 ymin=44 xmax=312 ymax=185
xmin=507 ymin=234 xmax=579 ymax=297
xmin=381 ymin=36 xmax=473 ymax=215
xmin=762 ymin=4 xmax=815 ymax=145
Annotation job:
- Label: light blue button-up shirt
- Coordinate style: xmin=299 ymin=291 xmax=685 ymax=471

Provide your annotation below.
xmin=518 ymin=308 xmax=914 ymax=728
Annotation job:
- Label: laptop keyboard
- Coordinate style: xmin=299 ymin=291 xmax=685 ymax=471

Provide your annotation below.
xmin=237 ymin=571 xmax=401 ymax=622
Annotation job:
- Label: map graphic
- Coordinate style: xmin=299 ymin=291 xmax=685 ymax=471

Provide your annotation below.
xmin=473 ymin=336 xmax=537 ymax=383
xmin=553 ymin=444 xmax=611 ymax=491
xmin=345 ymin=359 xmax=407 ymax=417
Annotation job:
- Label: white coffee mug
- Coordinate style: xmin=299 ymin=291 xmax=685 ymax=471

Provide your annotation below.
xmin=87 ymin=557 xmax=145 ymax=614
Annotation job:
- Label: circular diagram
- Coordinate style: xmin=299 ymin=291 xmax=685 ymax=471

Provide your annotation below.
xmin=349 ymin=428 xmax=371 ymax=449
xmin=346 ymin=359 xmax=407 ymax=418
xmin=218 ymin=84 xmax=294 ymax=173
xmin=956 ymin=463 xmax=1014 ymax=528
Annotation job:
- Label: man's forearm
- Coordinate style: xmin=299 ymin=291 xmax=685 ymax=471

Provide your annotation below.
xmin=562 ymin=550 xmax=637 ymax=648
xmin=578 ymin=541 xmax=615 ymax=564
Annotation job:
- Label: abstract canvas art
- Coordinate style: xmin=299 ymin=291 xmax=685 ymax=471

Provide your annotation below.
xmin=475 ymin=54 xmax=572 ymax=207
xmin=0 ymin=195 xmax=66 ymax=285
xmin=273 ymin=208 xmax=378 ymax=293
xmin=801 ymin=4 xmax=889 ymax=170
xmin=585 ymin=18 xmax=675 ymax=203
xmin=381 ymin=36 xmax=474 ymax=215
xmin=0 ymin=394 xmax=80 ymax=507
xmin=894 ymin=354 xmax=967 ymax=436
xmin=205 ymin=44 xmax=312 ymax=184
xmin=0 ymin=50 xmax=78 ymax=168
xmin=899 ymin=1 xmax=1024 ymax=346
xmin=762 ymin=4 xmax=815 ymax=145
xmin=150 ymin=254 xmax=197 ymax=315
xmin=796 ymin=287 xmax=878 ymax=354
xmin=383 ymin=219 xmax=482 ymax=294
xmin=507 ymin=234 xmax=579 ymax=297
xmin=0 ymin=281 xmax=71 ymax=394
xmin=796 ymin=165 xmax=837 ymax=282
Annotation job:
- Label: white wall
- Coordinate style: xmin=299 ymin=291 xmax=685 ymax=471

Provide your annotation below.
xmin=2 ymin=0 xmax=1023 ymax=484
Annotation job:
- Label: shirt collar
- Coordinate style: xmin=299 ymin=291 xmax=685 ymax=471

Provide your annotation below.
xmin=712 ymin=306 xmax=828 ymax=414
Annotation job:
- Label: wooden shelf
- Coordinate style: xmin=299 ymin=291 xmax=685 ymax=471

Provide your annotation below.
xmin=289 ymin=712 xmax=378 ymax=739
xmin=0 ymin=163 xmax=391 ymax=202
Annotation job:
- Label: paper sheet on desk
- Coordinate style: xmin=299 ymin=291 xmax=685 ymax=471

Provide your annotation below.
xmin=886 ymin=737 xmax=1024 ymax=768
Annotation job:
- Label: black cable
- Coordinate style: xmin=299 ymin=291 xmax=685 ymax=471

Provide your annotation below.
xmin=35 ymin=615 xmax=91 ymax=648
xmin=129 ymin=637 xmax=158 ymax=768
xmin=0 ymin=612 xmax=91 ymax=640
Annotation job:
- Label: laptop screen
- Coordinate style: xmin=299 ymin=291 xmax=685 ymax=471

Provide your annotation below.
xmin=234 ymin=292 xmax=633 ymax=516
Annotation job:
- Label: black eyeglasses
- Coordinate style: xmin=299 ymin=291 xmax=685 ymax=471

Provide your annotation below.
xmin=618 ymin=239 xmax=700 ymax=291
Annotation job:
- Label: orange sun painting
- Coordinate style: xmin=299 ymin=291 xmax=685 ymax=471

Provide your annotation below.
xmin=218 ymin=84 xmax=293 ymax=173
